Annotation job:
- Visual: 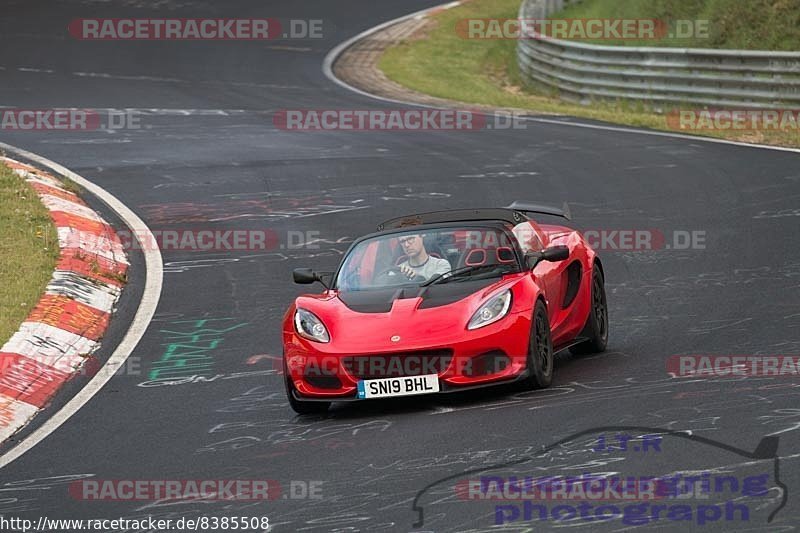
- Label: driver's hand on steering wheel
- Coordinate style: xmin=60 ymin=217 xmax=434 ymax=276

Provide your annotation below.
xmin=399 ymin=264 xmax=417 ymax=280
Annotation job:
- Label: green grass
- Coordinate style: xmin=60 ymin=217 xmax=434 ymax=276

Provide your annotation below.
xmin=378 ymin=0 xmax=800 ymax=148
xmin=0 ymin=162 xmax=59 ymax=346
xmin=554 ymin=0 xmax=800 ymax=50
xmin=60 ymin=176 xmax=83 ymax=196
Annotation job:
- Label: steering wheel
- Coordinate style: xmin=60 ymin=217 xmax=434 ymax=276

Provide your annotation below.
xmin=374 ymin=265 xmax=420 ymax=283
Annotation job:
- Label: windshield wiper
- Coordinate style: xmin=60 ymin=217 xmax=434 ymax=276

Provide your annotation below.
xmin=421 ymin=264 xmax=509 ymax=287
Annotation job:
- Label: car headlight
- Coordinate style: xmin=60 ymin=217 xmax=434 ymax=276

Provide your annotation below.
xmin=294 ymin=308 xmax=330 ymax=343
xmin=467 ymin=289 xmax=512 ymax=330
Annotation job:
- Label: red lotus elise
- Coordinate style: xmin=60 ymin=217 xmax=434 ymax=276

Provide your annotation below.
xmin=282 ymin=203 xmax=607 ymax=414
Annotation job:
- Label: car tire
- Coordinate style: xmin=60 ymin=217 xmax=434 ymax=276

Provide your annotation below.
xmin=522 ymin=300 xmax=554 ymax=389
xmin=284 ymin=361 xmax=330 ymax=415
xmin=570 ymin=266 xmax=608 ymax=356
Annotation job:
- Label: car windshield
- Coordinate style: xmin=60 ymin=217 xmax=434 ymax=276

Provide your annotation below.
xmin=335 ymin=226 xmax=520 ymax=291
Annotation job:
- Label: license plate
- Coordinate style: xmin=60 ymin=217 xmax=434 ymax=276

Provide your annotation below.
xmin=357 ymin=374 xmax=439 ymax=399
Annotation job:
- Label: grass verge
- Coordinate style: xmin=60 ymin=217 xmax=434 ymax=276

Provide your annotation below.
xmin=0 ymin=162 xmax=59 ymax=345
xmin=378 ymin=0 xmax=800 ymax=148
xmin=554 ymin=0 xmax=800 ymax=50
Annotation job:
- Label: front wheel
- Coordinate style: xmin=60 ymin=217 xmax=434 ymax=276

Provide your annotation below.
xmin=570 ymin=267 xmax=608 ymax=356
xmin=521 ymin=300 xmax=554 ymax=389
xmin=284 ymin=361 xmax=330 ymax=414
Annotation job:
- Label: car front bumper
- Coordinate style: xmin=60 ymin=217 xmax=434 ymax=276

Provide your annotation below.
xmin=284 ymin=310 xmax=532 ymax=400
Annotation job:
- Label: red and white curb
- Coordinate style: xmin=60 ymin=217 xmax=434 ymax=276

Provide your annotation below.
xmin=0 ymin=157 xmax=128 ymax=443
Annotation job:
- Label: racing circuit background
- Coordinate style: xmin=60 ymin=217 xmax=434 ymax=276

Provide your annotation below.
xmin=1 ymin=0 xmax=799 ymax=531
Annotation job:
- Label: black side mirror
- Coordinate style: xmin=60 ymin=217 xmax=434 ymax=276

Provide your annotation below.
xmin=293 ymin=268 xmax=317 ymax=284
xmin=293 ymin=268 xmax=330 ymax=288
xmin=542 ymin=245 xmax=569 ymax=262
xmin=525 ymin=245 xmax=570 ymax=269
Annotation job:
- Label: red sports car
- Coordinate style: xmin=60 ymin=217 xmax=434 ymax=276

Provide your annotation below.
xmin=282 ymin=203 xmax=607 ymax=413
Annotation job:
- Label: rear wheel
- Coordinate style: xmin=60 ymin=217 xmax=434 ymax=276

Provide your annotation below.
xmin=284 ymin=361 xmax=330 ymax=415
xmin=570 ymin=267 xmax=608 ymax=356
xmin=521 ymin=300 xmax=554 ymax=389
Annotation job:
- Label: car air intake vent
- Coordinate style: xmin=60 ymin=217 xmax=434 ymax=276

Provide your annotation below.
xmin=562 ymin=261 xmax=582 ymax=309
xmin=463 ymin=350 xmax=511 ymax=377
xmin=304 ymin=374 xmax=343 ymax=390
xmin=343 ymin=350 xmax=453 ymax=379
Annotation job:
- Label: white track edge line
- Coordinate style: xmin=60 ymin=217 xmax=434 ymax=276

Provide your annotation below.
xmin=321 ymin=2 xmax=800 ymax=155
xmin=0 ymin=142 xmax=163 ymax=469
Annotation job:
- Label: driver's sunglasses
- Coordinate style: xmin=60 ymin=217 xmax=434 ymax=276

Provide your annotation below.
xmin=399 ymin=235 xmax=419 ymax=245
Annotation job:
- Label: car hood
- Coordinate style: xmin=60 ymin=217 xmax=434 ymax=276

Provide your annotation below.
xmin=293 ymin=276 xmax=521 ymax=352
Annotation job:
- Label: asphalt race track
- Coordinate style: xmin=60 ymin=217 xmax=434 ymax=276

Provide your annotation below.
xmin=1 ymin=1 xmax=799 ymax=531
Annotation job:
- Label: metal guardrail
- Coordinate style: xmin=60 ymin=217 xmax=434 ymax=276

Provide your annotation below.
xmin=517 ymin=0 xmax=800 ymax=109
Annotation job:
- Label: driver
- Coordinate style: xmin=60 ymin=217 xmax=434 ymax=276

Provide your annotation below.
xmin=397 ymin=234 xmax=451 ymax=281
